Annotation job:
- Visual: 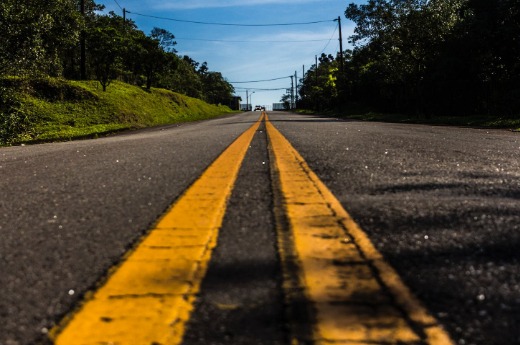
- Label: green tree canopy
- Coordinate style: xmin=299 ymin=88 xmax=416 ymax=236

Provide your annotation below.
xmin=298 ymin=0 xmax=520 ymax=116
xmin=0 ymin=0 xmax=81 ymax=76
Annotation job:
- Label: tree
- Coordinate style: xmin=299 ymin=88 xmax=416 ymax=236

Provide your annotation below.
xmin=136 ymin=28 xmax=177 ymax=90
xmin=86 ymin=13 xmax=128 ymax=91
xmin=150 ymin=28 xmax=177 ymax=53
xmin=162 ymin=57 xmax=204 ymax=99
xmin=62 ymin=0 xmax=105 ymax=79
xmin=0 ymin=0 xmax=81 ymax=77
xmin=343 ymin=0 xmax=467 ymax=114
xmin=201 ymin=71 xmax=234 ymax=105
xmin=298 ymin=54 xmax=340 ymax=110
xmin=436 ymin=0 xmax=520 ymax=114
xmin=0 ymin=1 xmax=237 ymax=108
xmin=280 ymin=94 xmax=291 ymax=110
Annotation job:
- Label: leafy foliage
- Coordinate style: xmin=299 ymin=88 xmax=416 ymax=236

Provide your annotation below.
xmin=86 ymin=13 xmax=129 ymax=91
xmin=0 ymin=1 xmax=234 ymax=99
xmin=0 ymin=77 xmax=234 ymax=145
xmin=0 ymin=84 xmax=31 ymax=144
xmin=0 ymin=1 xmax=236 ymax=143
xmin=298 ymin=0 xmax=520 ymax=117
xmin=299 ymin=54 xmax=340 ymax=110
xmin=0 ymin=0 xmax=81 ymax=76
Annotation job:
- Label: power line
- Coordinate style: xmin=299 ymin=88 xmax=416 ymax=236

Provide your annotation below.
xmin=235 ymin=87 xmax=288 ymax=91
xmin=112 ymin=0 xmax=123 ymax=11
xmin=175 ymin=37 xmax=333 ymax=43
xmin=127 ymin=11 xmax=334 ymax=27
xmin=320 ymin=22 xmax=338 ymax=54
xmin=230 ymin=76 xmax=291 ymax=83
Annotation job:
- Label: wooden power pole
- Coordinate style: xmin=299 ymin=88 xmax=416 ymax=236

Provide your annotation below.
xmin=80 ymin=0 xmax=86 ymax=80
xmin=337 ymin=16 xmax=344 ymax=74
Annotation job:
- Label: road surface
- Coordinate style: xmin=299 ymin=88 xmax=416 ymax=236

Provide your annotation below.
xmin=1 ymin=111 xmax=518 ymax=345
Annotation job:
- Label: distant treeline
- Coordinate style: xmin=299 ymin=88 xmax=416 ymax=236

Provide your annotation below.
xmin=0 ymin=0 xmax=234 ymax=105
xmin=296 ymin=0 xmax=520 ymax=116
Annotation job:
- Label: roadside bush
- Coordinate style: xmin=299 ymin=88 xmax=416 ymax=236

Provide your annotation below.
xmin=0 ymin=86 xmax=31 ymax=145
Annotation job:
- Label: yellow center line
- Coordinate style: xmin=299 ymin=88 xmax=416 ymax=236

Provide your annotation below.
xmin=265 ymin=115 xmax=454 ymax=345
xmin=51 ymin=114 xmax=264 ymax=345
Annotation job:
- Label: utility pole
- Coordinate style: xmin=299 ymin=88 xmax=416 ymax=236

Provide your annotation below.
xmin=294 ymin=71 xmax=298 ymax=106
xmin=80 ymin=0 xmax=86 ymax=80
xmin=246 ymin=89 xmax=249 ymax=111
xmin=315 ymin=55 xmax=318 ymax=85
xmin=290 ymin=76 xmax=294 ymax=110
xmin=123 ymin=8 xmax=126 ymax=22
xmin=302 ymin=65 xmax=305 ymax=100
xmin=337 ymin=16 xmax=344 ymax=75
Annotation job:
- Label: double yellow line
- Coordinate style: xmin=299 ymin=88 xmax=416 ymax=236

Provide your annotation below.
xmin=51 ymin=113 xmax=453 ymax=345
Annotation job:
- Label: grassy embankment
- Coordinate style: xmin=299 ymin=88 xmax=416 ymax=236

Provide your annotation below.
xmin=296 ymin=109 xmax=520 ymax=131
xmin=0 ymin=77 xmax=235 ymax=146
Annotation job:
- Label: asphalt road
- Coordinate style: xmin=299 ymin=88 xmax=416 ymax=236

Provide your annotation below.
xmin=1 ymin=111 xmax=519 ymax=345
xmin=267 ymin=112 xmax=520 ymax=345
xmin=0 ymin=114 xmax=255 ymax=345
xmin=182 ymin=120 xmax=286 ymax=345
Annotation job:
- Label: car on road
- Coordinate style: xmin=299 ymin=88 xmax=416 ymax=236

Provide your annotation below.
xmin=254 ymin=105 xmax=262 ymax=111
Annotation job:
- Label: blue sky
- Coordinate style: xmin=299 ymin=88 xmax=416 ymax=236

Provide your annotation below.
xmin=95 ymin=0 xmax=362 ymax=107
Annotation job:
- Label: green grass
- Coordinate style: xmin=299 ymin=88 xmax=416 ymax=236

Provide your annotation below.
xmin=296 ymin=108 xmax=520 ymax=130
xmin=343 ymin=112 xmax=520 ymax=130
xmin=1 ymin=77 xmax=235 ymax=145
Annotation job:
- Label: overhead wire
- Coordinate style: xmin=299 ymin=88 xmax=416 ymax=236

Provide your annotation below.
xmin=108 ymin=4 xmax=340 ymax=100
xmin=230 ymin=76 xmax=291 ymax=84
xmin=175 ymin=37 xmax=333 ymax=43
xmin=235 ymin=87 xmax=288 ymax=91
xmin=112 ymin=0 xmax=123 ymax=11
xmin=127 ymin=11 xmax=334 ymax=27
xmin=303 ymin=24 xmax=340 ymax=79
xmin=320 ymin=22 xmax=338 ymax=54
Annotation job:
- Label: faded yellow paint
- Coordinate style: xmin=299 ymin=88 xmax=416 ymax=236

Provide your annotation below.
xmin=265 ymin=115 xmax=454 ymax=345
xmin=51 ymin=114 xmax=263 ymax=345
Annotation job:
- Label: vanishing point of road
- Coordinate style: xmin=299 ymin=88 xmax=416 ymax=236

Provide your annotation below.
xmin=1 ymin=111 xmax=519 ymax=345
